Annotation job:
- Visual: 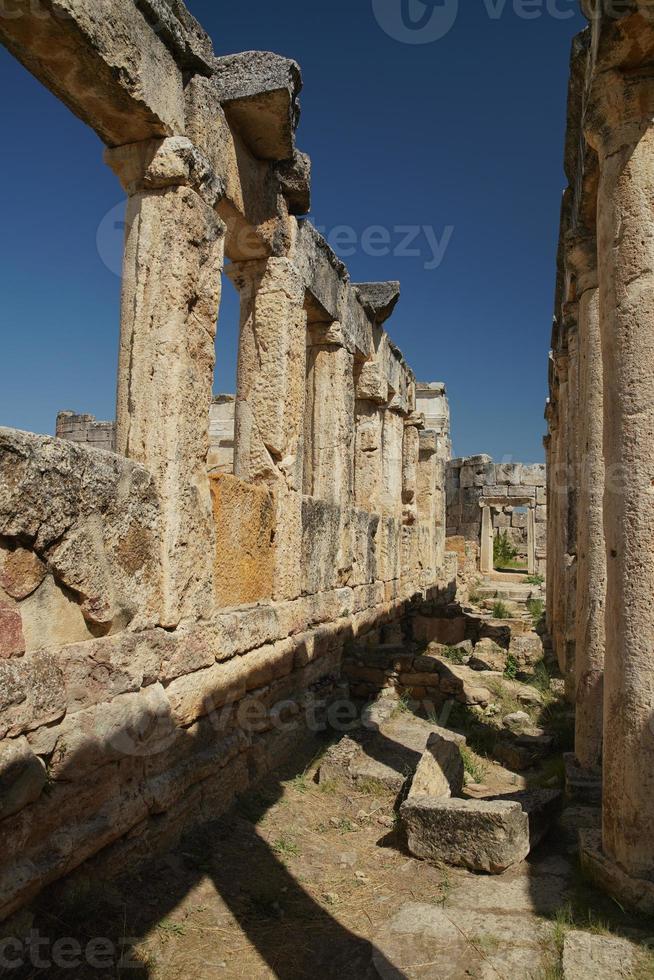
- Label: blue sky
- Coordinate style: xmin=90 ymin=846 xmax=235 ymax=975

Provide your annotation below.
xmin=0 ymin=0 xmax=585 ymax=462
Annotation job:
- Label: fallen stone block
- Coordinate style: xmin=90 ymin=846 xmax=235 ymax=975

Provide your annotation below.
xmin=469 ymin=637 xmax=507 ymax=672
xmin=493 ymin=789 xmax=562 ymax=850
xmin=408 ymin=729 xmax=465 ymax=800
xmin=400 ymin=797 xmax=530 ymax=873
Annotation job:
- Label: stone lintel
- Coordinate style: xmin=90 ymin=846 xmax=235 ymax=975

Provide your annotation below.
xmin=136 ymin=0 xmax=215 ymax=74
xmin=105 ymin=137 xmax=225 ymax=207
xmin=353 ymin=282 xmax=401 ymax=324
xmin=213 ymin=51 xmax=302 ymax=161
xmin=0 ymin=0 xmax=186 ymax=148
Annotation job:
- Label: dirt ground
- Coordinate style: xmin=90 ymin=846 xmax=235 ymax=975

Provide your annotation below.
xmin=5 ymin=709 xmax=654 ymax=980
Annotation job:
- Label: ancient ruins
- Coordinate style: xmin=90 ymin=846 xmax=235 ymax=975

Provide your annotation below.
xmin=546 ymin=0 xmax=654 ymax=916
xmin=1 ymin=0 xmax=654 ymax=975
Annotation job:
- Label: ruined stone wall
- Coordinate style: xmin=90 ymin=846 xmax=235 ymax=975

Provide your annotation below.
xmin=56 ymin=411 xmax=117 ymax=452
xmin=547 ymin=2 xmax=654 ymax=912
xmin=446 ymin=456 xmax=546 ymax=576
xmin=0 ymin=0 xmax=451 ymax=919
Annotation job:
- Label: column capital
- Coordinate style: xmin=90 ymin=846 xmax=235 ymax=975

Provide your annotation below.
xmin=226 ymin=256 xmax=305 ymax=304
xmin=105 ymin=137 xmax=225 ymax=208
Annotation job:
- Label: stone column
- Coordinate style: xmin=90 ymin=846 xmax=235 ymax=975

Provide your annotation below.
xmin=527 ymin=506 xmax=536 ymax=576
xmin=550 ymin=347 xmax=569 ymax=678
xmin=480 ymin=504 xmax=493 ymax=574
xmin=106 ymin=138 xmax=225 ymax=627
xmin=586 ymin=67 xmax=654 ymax=883
xmin=227 ymin=257 xmax=307 ymax=602
xmin=416 ymin=429 xmax=438 ymax=583
xmin=568 ymin=234 xmax=606 ymax=772
xmin=564 ymin=321 xmax=579 ymax=700
xmin=381 ymin=410 xmax=405 ymax=518
xmin=304 ymin=326 xmax=354 ymax=503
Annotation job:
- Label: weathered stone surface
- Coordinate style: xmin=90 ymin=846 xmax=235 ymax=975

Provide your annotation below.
xmin=106 ymin=136 xmax=225 ymax=206
xmin=373 ymin=903 xmax=549 ymax=980
xmin=0 ymin=737 xmax=47 ymax=819
xmin=0 ymin=600 xmax=24 ymax=660
xmin=401 ymin=797 xmax=530 ymax=872
xmin=509 ymin=633 xmax=544 ymax=668
xmin=469 ymin=637 xmax=506 ymax=672
xmin=0 ymin=651 xmax=66 ymax=740
xmin=354 ymin=282 xmax=401 ymax=324
xmin=0 ymin=428 xmax=162 ymax=631
xmin=409 ymin=729 xmax=465 ymax=800
xmin=115 ymin=183 xmax=224 ymax=626
xmin=210 ymin=474 xmax=274 ymax=608
xmin=0 ymin=0 xmax=186 ymax=147
xmin=0 ymin=544 xmax=46 ymax=600
xmin=213 ymin=51 xmax=302 ymax=161
xmin=562 ymin=930 xmax=637 ymax=980
xmin=275 ymin=149 xmax=311 ymax=215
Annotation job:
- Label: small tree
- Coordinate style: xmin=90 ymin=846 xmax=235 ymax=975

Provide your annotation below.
xmin=493 ymin=530 xmax=518 ymax=569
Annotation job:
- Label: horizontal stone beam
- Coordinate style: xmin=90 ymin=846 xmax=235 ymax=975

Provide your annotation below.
xmin=0 ymin=0 xmax=187 ymax=147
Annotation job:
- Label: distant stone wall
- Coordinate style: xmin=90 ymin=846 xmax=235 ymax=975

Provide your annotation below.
xmin=56 ymin=411 xmax=116 ymax=452
xmin=208 ymin=395 xmax=235 ymax=474
xmin=446 ymin=457 xmax=546 ymax=576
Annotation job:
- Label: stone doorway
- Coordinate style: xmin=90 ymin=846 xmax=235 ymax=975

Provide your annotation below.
xmin=480 ymin=497 xmax=536 ymax=576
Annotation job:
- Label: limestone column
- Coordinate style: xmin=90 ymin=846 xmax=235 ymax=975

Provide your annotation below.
xmin=550 ymin=347 xmax=569 ymax=678
xmin=568 ymin=235 xmax=606 ymax=772
xmin=303 ymin=326 xmax=354 ymax=504
xmin=227 ymin=258 xmax=307 ymax=602
xmin=527 ymin=506 xmax=536 ymax=576
xmin=354 ymin=403 xmax=383 ymax=513
xmin=381 ymin=409 xmax=405 ymax=518
xmin=106 ymin=138 xmax=225 ymax=627
xmin=480 ymin=504 xmax=493 ymax=574
xmin=564 ymin=321 xmax=579 ymax=701
xmin=587 ymin=66 xmax=654 ymax=879
xmin=416 ymin=430 xmax=438 ymax=583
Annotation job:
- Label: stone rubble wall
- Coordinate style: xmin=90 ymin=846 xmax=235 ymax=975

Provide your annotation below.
xmin=547 ymin=3 xmax=654 ymax=910
xmin=446 ymin=456 xmax=547 ymax=575
xmin=0 ymin=0 xmax=453 ymax=918
xmin=56 ymin=411 xmax=117 ymax=453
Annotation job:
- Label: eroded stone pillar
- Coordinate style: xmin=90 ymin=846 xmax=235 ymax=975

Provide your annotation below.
xmin=480 ymin=504 xmax=493 ymax=574
xmin=227 ymin=257 xmax=307 ymax=602
xmin=354 ymin=402 xmax=384 ymax=513
xmin=106 ymin=138 xmax=225 ymax=627
xmin=587 ymin=68 xmax=654 ymax=880
xmin=569 ymin=235 xmax=606 ymax=772
xmin=304 ymin=326 xmax=354 ymax=503
xmin=550 ymin=347 xmax=570 ymax=679
xmin=381 ymin=410 xmax=405 ymax=518
xmin=527 ymin=506 xmax=536 ymax=576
